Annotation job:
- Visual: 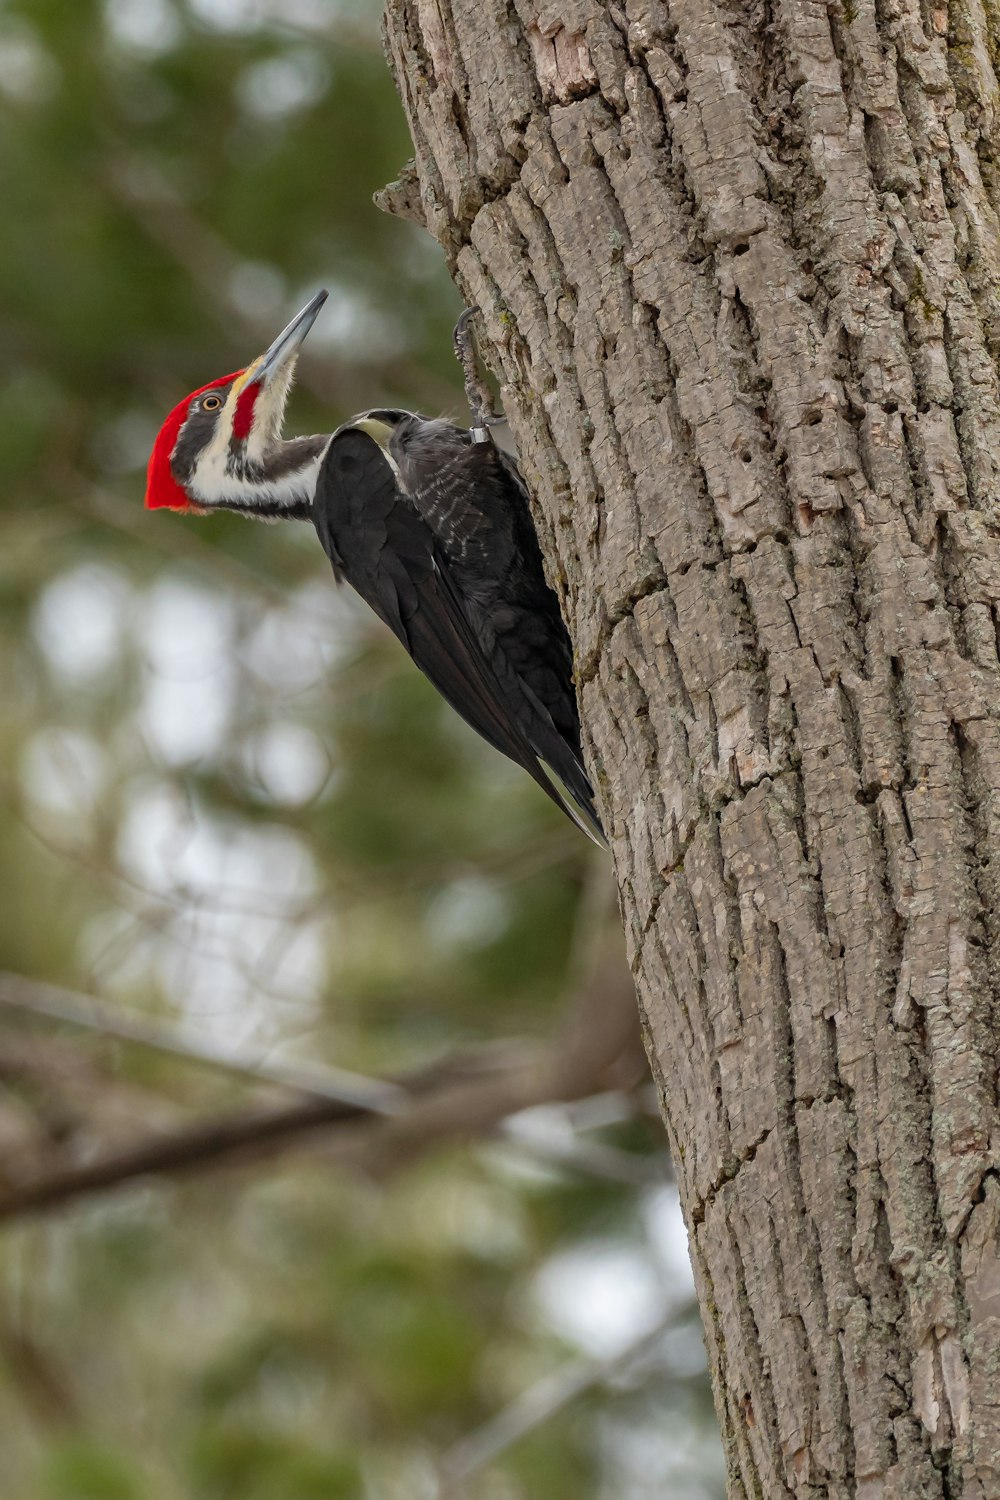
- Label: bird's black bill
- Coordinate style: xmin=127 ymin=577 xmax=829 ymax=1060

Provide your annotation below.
xmin=257 ymin=289 xmax=328 ymax=384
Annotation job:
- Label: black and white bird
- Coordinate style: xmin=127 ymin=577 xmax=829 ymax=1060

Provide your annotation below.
xmin=145 ymin=291 xmax=603 ymax=843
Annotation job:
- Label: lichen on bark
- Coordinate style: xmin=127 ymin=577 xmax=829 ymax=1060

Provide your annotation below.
xmin=380 ymin=0 xmax=1000 ymax=1492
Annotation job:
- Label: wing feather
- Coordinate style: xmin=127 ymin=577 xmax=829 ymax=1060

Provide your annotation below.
xmin=312 ymin=428 xmax=593 ymax=831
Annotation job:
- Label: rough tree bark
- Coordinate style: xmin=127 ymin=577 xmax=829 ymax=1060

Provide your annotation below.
xmin=379 ymin=1 xmax=1000 ymax=1494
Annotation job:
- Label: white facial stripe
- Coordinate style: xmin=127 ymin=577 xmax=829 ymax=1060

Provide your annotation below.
xmin=193 ymin=383 xmax=244 ymax=482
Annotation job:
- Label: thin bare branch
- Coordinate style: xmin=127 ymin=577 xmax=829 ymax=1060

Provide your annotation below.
xmin=0 ymin=957 xmax=642 ymax=1221
xmin=0 ymin=971 xmax=405 ymax=1114
xmin=440 ymin=1315 xmax=677 ymax=1487
xmin=0 ymin=1092 xmax=375 ymax=1223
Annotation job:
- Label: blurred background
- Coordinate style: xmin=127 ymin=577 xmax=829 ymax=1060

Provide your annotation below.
xmin=0 ymin=2 xmax=724 ymax=1496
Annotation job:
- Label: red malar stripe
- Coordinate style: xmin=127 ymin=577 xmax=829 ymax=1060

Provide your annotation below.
xmin=233 ymin=380 xmax=260 ymax=441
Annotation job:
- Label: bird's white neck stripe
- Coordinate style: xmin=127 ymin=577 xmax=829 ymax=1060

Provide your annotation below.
xmin=190 ymin=441 xmax=330 ymax=512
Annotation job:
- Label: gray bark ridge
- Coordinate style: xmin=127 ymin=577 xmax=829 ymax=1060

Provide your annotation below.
xmin=381 ymin=0 xmax=1000 ymax=1494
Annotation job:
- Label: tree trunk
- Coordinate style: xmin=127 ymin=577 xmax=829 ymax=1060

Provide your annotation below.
xmin=379 ymin=0 xmax=1000 ymax=1493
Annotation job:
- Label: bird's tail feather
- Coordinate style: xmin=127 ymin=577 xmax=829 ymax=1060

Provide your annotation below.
xmin=535 ymin=758 xmax=607 ymax=848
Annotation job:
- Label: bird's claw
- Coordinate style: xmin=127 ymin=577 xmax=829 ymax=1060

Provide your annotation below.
xmin=453 ymin=306 xmax=501 ymax=442
xmin=453 ymin=306 xmax=478 ymax=341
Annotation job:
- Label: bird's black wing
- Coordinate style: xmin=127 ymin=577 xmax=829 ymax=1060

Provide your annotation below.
xmin=312 ymin=428 xmax=590 ymax=831
xmin=392 ymin=428 xmax=602 ymax=840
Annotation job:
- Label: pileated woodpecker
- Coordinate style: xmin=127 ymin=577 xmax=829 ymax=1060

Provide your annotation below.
xmin=145 ymin=292 xmax=604 ymax=843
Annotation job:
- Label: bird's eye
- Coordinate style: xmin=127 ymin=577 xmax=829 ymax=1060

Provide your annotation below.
xmin=202 ymin=395 xmax=222 ymax=411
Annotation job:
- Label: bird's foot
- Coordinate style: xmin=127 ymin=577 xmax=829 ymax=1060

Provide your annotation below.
xmin=453 ymin=307 xmax=500 ymax=442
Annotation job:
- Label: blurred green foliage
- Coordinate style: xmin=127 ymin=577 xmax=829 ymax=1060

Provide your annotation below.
xmin=0 ymin=2 xmax=724 ymax=1496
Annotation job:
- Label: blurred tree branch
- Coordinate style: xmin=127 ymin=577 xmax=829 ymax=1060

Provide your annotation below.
xmin=0 ymin=956 xmax=645 ymax=1223
xmin=0 ymin=970 xmax=404 ymax=1112
xmin=0 ymin=1310 xmax=79 ymax=1429
xmin=439 ymin=1312 xmax=682 ymax=1492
